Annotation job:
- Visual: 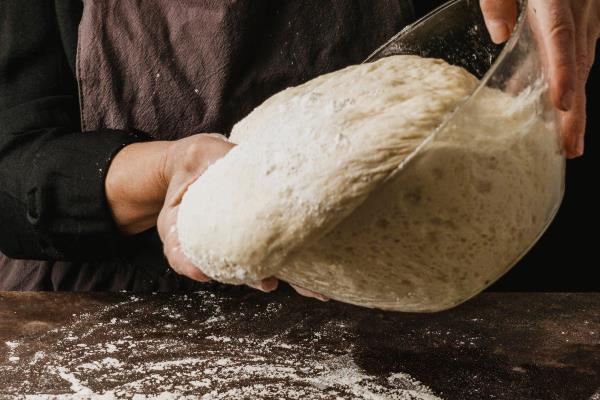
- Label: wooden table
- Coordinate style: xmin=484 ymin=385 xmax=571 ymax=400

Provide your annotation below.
xmin=0 ymin=288 xmax=598 ymax=399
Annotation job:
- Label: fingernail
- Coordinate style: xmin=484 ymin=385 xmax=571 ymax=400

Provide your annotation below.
xmin=260 ymin=284 xmax=272 ymax=293
xmin=261 ymin=279 xmax=278 ymax=292
xmin=488 ymin=20 xmax=510 ymax=43
xmin=576 ymin=135 xmax=585 ymax=156
xmin=566 ymin=134 xmax=583 ymax=159
xmin=560 ymin=89 xmax=575 ymax=111
xmin=252 ymin=284 xmax=268 ymax=293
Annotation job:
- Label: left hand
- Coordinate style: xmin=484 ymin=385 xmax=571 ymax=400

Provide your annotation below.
xmin=480 ymin=0 xmax=600 ymax=158
xmin=157 ymin=133 xmax=329 ymax=301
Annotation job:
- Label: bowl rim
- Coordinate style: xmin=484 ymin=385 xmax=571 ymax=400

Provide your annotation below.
xmin=365 ymin=0 xmax=530 ymax=183
xmin=366 ymin=0 xmax=528 ymax=90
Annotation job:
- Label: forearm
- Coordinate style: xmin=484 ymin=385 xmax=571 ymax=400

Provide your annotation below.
xmin=105 ymin=141 xmax=173 ymax=235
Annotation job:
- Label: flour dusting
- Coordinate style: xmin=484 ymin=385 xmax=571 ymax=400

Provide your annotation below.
xmin=1 ymin=289 xmax=441 ymax=399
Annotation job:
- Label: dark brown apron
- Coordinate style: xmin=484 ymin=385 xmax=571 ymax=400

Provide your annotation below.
xmin=0 ymin=0 xmax=414 ymax=291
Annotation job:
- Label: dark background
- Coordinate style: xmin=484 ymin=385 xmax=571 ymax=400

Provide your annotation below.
xmin=492 ymin=55 xmax=598 ymax=292
xmin=415 ymin=1 xmax=599 ymax=292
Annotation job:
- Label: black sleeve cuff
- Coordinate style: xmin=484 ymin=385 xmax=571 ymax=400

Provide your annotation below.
xmin=13 ymin=128 xmax=150 ymax=261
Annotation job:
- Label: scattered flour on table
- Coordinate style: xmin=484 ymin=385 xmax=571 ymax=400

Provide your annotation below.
xmin=2 ymin=292 xmax=442 ymax=399
xmin=5 ymin=341 xmax=19 ymax=349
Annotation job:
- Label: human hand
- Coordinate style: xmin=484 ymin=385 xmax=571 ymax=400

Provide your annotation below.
xmin=155 ymin=134 xmax=328 ymax=301
xmin=155 ymin=134 xmax=279 ymax=291
xmin=480 ymin=0 xmax=600 ymax=158
xmin=289 ymin=284 xmax=330 ymax=302
xmin=107 ymin=133 xmax=330 ymax=299
xmin=159 ymin=134 xmax=332 ymax=301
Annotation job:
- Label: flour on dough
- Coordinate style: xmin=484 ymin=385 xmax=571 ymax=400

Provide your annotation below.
xmin=177 ymin=55 xmax=563 ymax=311
xmin=177 ymin=55 xmax=475 ymax=281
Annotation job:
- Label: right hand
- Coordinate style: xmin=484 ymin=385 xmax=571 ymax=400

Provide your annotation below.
xmin=480 ymin=0 xmax=600 ymax=158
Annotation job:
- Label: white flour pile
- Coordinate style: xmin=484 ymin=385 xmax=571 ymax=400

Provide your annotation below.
xmin=177 ymin=55 xmax=564 ymax=311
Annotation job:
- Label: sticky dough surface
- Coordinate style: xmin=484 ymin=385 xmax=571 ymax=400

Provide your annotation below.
xmin=177 ymin=55 xmax=563 ymax=311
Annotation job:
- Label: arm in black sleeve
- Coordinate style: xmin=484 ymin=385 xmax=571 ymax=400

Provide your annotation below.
xmin=0 ymin=1 xmax=148 ymax=261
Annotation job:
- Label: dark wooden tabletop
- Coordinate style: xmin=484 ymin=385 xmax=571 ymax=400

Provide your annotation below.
xmin=0 ymin=288 xmax=598 ymax=399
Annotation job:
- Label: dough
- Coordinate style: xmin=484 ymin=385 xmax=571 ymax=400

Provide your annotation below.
xmin=177 ymin=55 xmax=563 ymax=311
xmin=177 ymin=56 xmax=475 ymax=281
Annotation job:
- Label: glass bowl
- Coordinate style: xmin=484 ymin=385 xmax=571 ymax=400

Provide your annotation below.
xmin=276 ymin=0 xmax=566 ymax=312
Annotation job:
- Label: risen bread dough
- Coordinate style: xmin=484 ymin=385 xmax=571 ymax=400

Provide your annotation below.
xmin=177 ymin=55 xmax=564 ymax=311
xmin=177 ymin=56 xmax=475 ymax=282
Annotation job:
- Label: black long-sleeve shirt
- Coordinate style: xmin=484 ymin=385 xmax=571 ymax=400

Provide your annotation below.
xmin=0 ymin=1 xmax=148 ymax=261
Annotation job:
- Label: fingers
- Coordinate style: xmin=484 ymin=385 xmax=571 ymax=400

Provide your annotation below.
xmin=165 ymin=238 xmax=212 ymax=282
xmin=158 ymin=206 xmax=212 ymax=282
xmin=559 ymin=22 xmax=587 ymax=158
xmin=290 ymin=284 xmax=330 ymax=302
xmin=161 ymin=203 xmax=278 ymax=289
xmin=160 ymin=202 xmax=279 ymax=291
xmin=559 ymin=98 xmax=587 ymax=159
xmin=191 ymin=134 xmax=236 ymax=173
xmin=158 ymin=133 xmax=238 ymax=283
xmin=554 ymin=1 xmax=594 ymax=158
xmin=530 ymin=0 xmax=577 ymax=111
xmin=165 ymin=240 xmax=212 ymax=282
xmin=163 ymin=134 xmax=236 ymax=207
xmin=156 ymin=198 xmax=176 ymax=242
xmin=177 ymin=262 xmax=213 ymax=283
xmin=246 ymin=277 xmax=279 ymax=293
xmin=590 ymin=36 xmax=598 ymax=72
xmin=204 ymin=133 xmax=231 ymax=142
xmin=480 ymin=0 xmax=518 ymax=43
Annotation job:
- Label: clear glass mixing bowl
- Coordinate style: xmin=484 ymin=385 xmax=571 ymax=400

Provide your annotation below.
xmin=277 ymin=0 xmax=566 ymax=312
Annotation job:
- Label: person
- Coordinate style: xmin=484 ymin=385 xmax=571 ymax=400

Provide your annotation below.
xmin=0 ymin=1 xmax=598 ymax=296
